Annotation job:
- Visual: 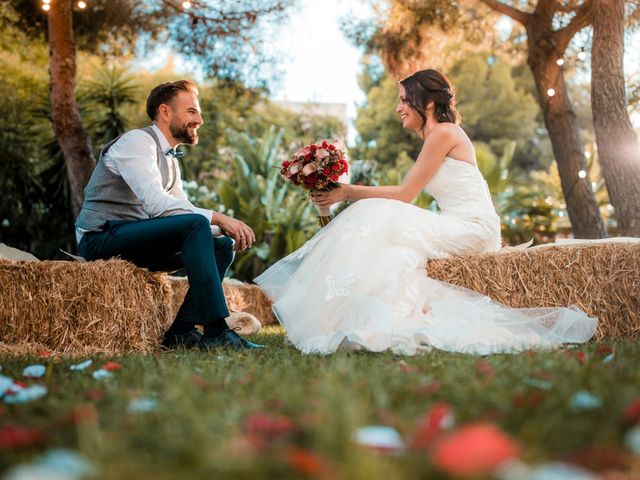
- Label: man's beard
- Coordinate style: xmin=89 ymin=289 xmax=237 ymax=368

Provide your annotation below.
xmin=169 ymin=120 xmax=199 ymax=145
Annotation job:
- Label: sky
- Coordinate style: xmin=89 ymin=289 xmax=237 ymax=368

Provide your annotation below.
xmin=268 ymin=0 xmax=371 ymax=122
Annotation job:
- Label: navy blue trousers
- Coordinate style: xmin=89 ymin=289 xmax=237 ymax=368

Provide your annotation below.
xmin=78 ymin=214 xmax=233 ymax=335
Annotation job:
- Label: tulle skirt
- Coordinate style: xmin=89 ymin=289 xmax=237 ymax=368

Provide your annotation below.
xmin=255 ymin=199 xmax=598 ymax=355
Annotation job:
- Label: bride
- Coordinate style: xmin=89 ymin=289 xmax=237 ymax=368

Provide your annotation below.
xmin=255 ymin=68 xmax=597 ymax=355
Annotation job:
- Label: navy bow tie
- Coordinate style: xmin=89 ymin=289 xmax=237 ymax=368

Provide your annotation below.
xmin=167 ymin=148 xmax=184 ymax=159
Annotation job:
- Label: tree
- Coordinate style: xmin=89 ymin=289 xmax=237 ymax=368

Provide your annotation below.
xmin=350 ymin=60 xmax=422 ymax=168
xmin=48 ymin=0 xmax=96 ymax=216
xmin=358 ymin=0 xmax=607 ymax=238
xmin=5 ymin=0 xmax=293 ymax=216
xmin=591 ymin=0 xmax=640 ymax=236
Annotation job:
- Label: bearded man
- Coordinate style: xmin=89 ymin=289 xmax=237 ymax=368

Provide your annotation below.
xmin=75 ymin=80 xmax=263 ymax=350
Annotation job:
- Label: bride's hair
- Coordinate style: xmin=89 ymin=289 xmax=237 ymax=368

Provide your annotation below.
xmin=400 ymin=69 xmax=460 ymax=127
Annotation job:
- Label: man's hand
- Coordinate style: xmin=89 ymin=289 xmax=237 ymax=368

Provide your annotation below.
xmin=212 ymin=213 xmax=256 ymax=251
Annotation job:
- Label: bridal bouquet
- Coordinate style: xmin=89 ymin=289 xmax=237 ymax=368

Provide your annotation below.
xmin=280 ymin=140 xmax=348 ymax=226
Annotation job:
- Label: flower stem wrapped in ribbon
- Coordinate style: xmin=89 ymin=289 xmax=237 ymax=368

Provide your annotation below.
xmin=280 ymin=140 xmax=348 ymax=227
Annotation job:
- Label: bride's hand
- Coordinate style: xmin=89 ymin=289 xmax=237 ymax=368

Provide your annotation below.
xmin=311 ymin=185 xmax=348 ymax=208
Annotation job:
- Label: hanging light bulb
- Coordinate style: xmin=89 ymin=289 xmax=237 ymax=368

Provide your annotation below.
xmin=182 ymin=1 xmax=192 ymax=8
xmin=43 ymin=0 xmax=51 ymax=3
xmin=546 ymin=88 xmax=556 ymax=97
xmin=556 ymin=58 xmax=565 ymax=66
xmin=577 ymin=48 xmax=587 ymax=61
xmin=42 ymin=3 xmax=51 ymax=11
xmin=78 ymin=1 xmax=87 ymax=8
xmin=591 ymin=181 xmax=597 ymax=191
xmin=578 ymin=170 xmax=587 ymax=179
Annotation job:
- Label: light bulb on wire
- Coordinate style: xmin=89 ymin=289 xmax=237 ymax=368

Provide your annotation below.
xmin=42 ymin=3 xmax=50 ymax=10
xmin=556 ymin=58 xmax=565 ymax=66
xmin=78 ymin=1 xmax=87 ymax=8
xmin=182 ymin=1 xmax=192 ymax=8
xmin=546 ymin=88 xmax=555 ymax=97
xmin=578 ymin=170 xmax=587 ymax=179
xmin=577 ymin=48 xmax=587 ymax=61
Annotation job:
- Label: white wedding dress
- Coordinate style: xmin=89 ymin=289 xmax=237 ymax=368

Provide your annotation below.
xmin=255 ymin=157 xmax=598 ymax=355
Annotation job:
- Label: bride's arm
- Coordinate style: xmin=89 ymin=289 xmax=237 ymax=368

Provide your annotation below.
xmin=314 ymin=126 xmax=457 ymax=207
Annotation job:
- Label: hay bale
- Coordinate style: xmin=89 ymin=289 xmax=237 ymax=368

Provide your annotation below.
xmin=427 ymin=243 xmax=640 ymax=340
xmin=168 ymin=277 xmax=276 ymax=326
xmin=1 ymin=243 xmax=637 ymax=356
xmin=0 ymin=259 xmax=172 ymax=356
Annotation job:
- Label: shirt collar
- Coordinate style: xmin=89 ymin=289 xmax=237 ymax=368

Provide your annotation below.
xmin=151 ymin=124 xmax=175 ymax=156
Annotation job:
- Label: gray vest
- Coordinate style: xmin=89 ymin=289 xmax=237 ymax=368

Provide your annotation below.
xmin=75 ymin=126 xmax=178 ymax=232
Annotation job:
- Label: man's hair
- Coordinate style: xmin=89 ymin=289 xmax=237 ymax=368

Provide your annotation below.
xmin=146 ymin=80 xmax=199 ymax=121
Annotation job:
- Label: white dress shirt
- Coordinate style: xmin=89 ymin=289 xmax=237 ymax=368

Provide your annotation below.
xmin=76 ymin=124 xmax=219 ymax=243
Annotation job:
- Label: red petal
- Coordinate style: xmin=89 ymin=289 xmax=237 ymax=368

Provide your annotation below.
xmin=432 ymin=423 xmax=519 ymax=475
xmin=0 ymin=425 xmax=46 ymax=451
xmin=101 ymin=361 xmax=122 ymax=371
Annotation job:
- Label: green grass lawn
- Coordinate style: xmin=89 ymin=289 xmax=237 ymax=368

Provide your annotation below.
xmin=1 ymin=327 xmax=639 ymax=479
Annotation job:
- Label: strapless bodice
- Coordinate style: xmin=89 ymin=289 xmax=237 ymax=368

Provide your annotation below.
xmin=425 ymin=157 xmax=498 ymax=220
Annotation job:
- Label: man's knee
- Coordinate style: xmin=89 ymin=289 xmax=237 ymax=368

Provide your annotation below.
xmin=185 ymin=214 xmax=211 ymax=230
xmin=216 ymin=236 xmax=234 ymax=252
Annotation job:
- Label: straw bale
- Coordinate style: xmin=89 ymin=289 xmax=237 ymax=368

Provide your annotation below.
xmin=426 ymin=243 xmax=640 ymax=340
xmin=168 ymin=277 xmax=276 ymax=325
xmin=0 ymin=259 xmax=172 ymax=356
xmin=1 ymin=243 xmax=637 ymax=356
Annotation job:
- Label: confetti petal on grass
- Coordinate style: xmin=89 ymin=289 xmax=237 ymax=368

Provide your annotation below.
xmin=127 ymin=397 xmax=158 ymax=414
xmin=84 ymin=389 xmax=105 ymax=401
xmin=475 ymin=360 xmax=495 ymax=378
xmin=244 ymin=413 xmax=296 ymax=448
xmin=3 ymin=448 xmax=95 ymax=480
xmin=522 ymin=377 xmax=553 ymax=390
xmin=624 ymin=398 xmax=640 ymax=424
xmin=0 ymin=375 xmax=14 ymax=396
xmin=101 ymin=361 xmax=122 ymax=371
xmin=603 ymin=353 xmax=615 ymax=364
xmin=570 ymin=391 xmax=602 ymax=411
xmin=412 ymin=403 xmax=455 ymax=450
xmin=4 ymin=385 xmax=48 ymax=404
xmin=353 ymin=426 xmax=405 ymax=451
xmin=22 ymin=365 xmax=46 ymax=379
xmin=495 ymin=460 xmax=600 ymax=480
xmin=512 ymin=391 xmax=548 ymax=409
xmin=625 ymin=426 xmax=640 ymax=455
xmin=69 ymin=360 xmax=92 ymax=371
xmin=92 ymin=369 xmax=112 ymax=380
xmin=0 ymin=425 xmax=46 ymax=451
xmin=285 ymin=447 xmax=329 ymax=476
xmin=529 ymin=462 xmax=601 ymax=480
xmin=431 ymin=423 xmax=519 ymax=475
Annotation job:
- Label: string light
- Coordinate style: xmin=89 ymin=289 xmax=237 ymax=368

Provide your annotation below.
xmin=556 ymin=58 xmax=565 ymax=66
xmin=591 ymin=181 xmax=597 ymax=191
xmin=577 ymin=48 xmax=587 ymax=61
xmin=78 ymin=1 xmax=87 ymax=8
xmin=42 ymin=3 xmax=50 ymax=10
xmin=578 ymin=170 xmax=587 ymax=179
xmin=182 ymin=1 xmax=192 ymax=8
xmin=546 ymin=88 xmax=555 ymax=97
xmin=585 ymin=151 xmax=591 ymax=158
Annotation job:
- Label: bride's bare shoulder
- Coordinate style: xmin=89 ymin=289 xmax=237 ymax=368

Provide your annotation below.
xmin=433 ymin=122 xmax=466 ymax=136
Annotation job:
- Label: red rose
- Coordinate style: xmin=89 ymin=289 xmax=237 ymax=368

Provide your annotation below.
xmin=310 ymin=144 xmax=317 ymax=152
xmin=323 ymin=168 xmax=331 ymax=175
xmin=321 ymin=141 xmax=328 ymax=149
xmin=332 ymin=164 xmax=340 ymax=171
xmin=328 ymin=144 xmax=336 ymax=151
